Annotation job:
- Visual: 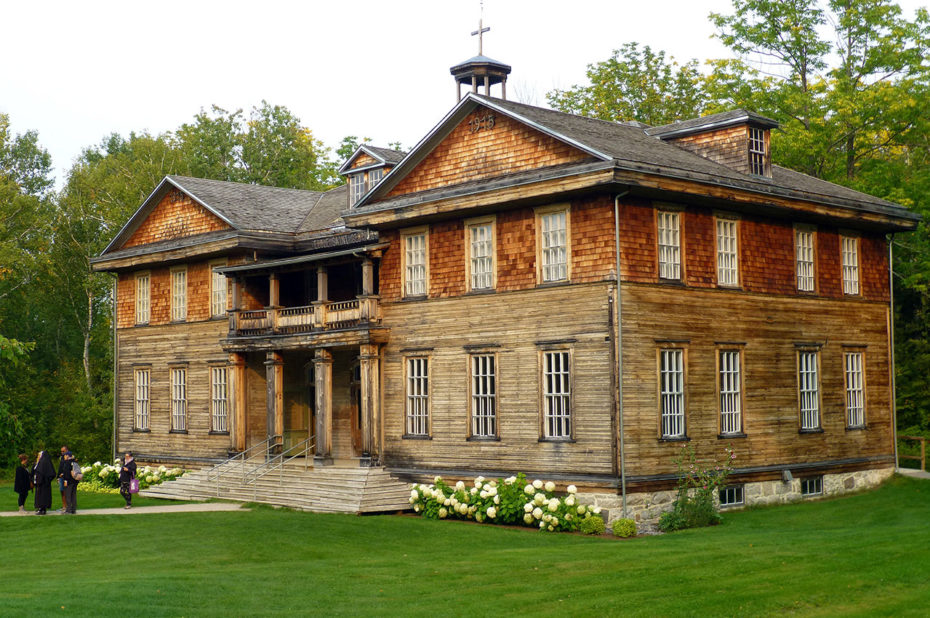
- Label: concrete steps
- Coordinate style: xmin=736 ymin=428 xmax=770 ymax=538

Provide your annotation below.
xmin=140 ymin=459 xmax=413 ymax=514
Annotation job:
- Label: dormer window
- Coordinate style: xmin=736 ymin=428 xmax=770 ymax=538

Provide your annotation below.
xmin=369 ymin=167 xmax=383 ymax=188
xmin=349 ymin=173 xmax=366 ymax=207
xmin=749 ymin=127 xmax=767 ymax=176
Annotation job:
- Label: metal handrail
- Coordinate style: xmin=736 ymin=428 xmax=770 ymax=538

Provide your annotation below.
xmin=243 ymin=436 xmax=314 ymax=487
xmin=208 ymin=435 xmax=278 ymax=496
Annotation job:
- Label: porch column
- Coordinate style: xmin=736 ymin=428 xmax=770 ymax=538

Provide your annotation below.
xmin=269 ymin=273 xmax=280 ymax=307
xmin=229 ymin=277 xmax=241 ymax=333
xmin=359 ymin=344 xmax=381 ymax=463
xmin=313 ymin=348 xmax=334 ymax=465
xmin=312 ymin=266 xmax=329 ymax=329
xmin=264 ymin=351 xmax=284 ymax=450
xmin=230 ymin=352 xmax=247 ymax=452
xmin=361 ymin=258 xmax=374 ymax=296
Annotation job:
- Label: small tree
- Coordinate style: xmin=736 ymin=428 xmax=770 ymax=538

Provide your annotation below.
xmin=659 ymin=443 xmax=735 ymax=532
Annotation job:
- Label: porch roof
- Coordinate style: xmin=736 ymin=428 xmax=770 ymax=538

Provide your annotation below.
xmin=215 ymin=242 xmax=388 ymax=275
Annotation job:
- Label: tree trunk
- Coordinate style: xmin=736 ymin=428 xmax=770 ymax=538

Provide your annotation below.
xmin=83 ymin=287 xmax=93 ymax=390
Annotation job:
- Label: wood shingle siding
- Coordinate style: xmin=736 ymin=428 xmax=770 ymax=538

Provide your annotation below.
xmin=669 ymin=125 xmax=751 ymax=174
xmin=123 ymin=189 xmax=231 ymax=249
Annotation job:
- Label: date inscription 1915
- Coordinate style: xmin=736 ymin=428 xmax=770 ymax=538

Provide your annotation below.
xmin=469 ymin=113 xmax=496 ymax=133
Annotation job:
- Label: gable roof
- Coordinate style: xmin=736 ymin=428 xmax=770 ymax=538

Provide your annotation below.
xmin=351 ymin=93 xmax=917 ymax=226
xmin=337 ymin=145 xmax=407 ymax=175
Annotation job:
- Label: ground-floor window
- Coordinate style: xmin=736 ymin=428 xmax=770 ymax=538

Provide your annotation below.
xmin=134 ymin=368 xmax=150 ymax=430
xmin=470 ymin=354 xmax=497 ymax=438
xmin=542 ymin=350 xmax=571 ymax=438
xmin=659 ymin=348 xmax=686 ymax=439
xmin=211 ymin=366 xmax=229 ymax=433
xmin=844 ymin=351 xmax=865 ymax=428
xmin=405 ymin=357 xmax=429 ymax=436
xmin=170 ymin=367 xmax=187 ymax=432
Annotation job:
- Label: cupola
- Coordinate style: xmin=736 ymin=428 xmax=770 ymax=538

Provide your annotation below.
xmin=450 ymin=17 xmax=511 ymax=101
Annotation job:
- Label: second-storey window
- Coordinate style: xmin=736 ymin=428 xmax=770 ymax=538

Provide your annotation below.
xmin=842 ymin=236 xmax=860 ymax=295
xmin=134 ymin=368 xmax=150 ymax=430
xmin=796 ymin=227 xmax=815 ymax=292
xmin=211 ymin=262 xmax=227 ymax=317
xmin=211 ymin=366 xmax=229 ymax=433
xmin=170 ymin=367 xmax=187 ymax=432
xmin=660 ymin=348 xmax=686 ymax=438
xmin=403 ymin=230 xmax=428 ymax=297
xmin=657 ymin=211 xmax=681 ymax=280
xmin=368 ymin=167 xmax=383 ymax=189
xmin=349 ymin=173 xmax=366 ymax=206
xmin=538 ymin=208 xmax=569 ymax=283
xmin=470 ymin=354 xmax=497 ymax=437
xmin=542 ymin=350 xmax=571 ymax=438
xmin=749 ymin=127 xmax=767 ymax=176
xmin=171 ymin=268 xmax=187 ymax=322
xmin=719 ymin=349 xmax=743 ymax=435
xmin=405 ymin=357 xmax=429 ymax=436
xmin=798 ymin=350 xmax=821 ymax=431
xmin=135 ymin=272 xmax=150 ymax=324
xmin=716 ymin=218 xmax=739 ymax=286
xmin=844 ymin=351 xmax=865 ymax=428
xmin=467 ymin=220 xmax=495 ymax=291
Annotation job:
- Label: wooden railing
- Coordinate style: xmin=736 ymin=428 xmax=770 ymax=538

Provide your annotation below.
xmin=899 ymin=435 xmax=927 ymax=472
xmin=228 ymin=297 xmax=380 ymax=337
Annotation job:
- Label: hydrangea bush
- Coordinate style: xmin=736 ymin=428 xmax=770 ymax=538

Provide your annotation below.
xmin=409 ymin=473 xmax=603 ymax=533
xmin=77 ymin=460 xmax=186 ymax=494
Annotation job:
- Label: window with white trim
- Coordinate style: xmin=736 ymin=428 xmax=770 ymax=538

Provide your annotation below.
xmin=539 ymin=208 xmax=568 ymax=283
xmin=470 ymin=354 xmax=497 ymax=437
xmin=403 ymin=230 xmax=428 ymax=297
xmin=368 ymin=167 xmax=383 ymax=189
xmin=749 ymin=127 xmax=766 ymax=176
xmin=134 ymin=368 xmax=150 ymax=430
xmin=170 ymin=367 xmax=187 ymax=432
xmin=171 ymin=268 xmax=187 ymax=322
xmin=660 ymin=348 xmax=686 ymax=438
xmin=542 ymin=350 xmax=571 ymax=438
xmin=801 ymin=476 xmax=823 ymax=496
xmin=844 ymin=351 xmax=865 ymax=428
xmin=795 ymin=227 xmax=815 ymax=292
xmin=467 ymin=221 xmax=495 ymax=291
xmin=405 ymin=357 xmax=429 ymax=436
xmin=719 ymin=349 xmax=742 ymax=435
xmin=211 ymin=366 xmax=229 ymax=433
xmin=798 ymin=350 xmax=820 ymax=430
xmin=211 ymin=262 xmax=228 ymax=317
xmin=841 ymin=236 xmax=860 ymax=295
xmin=349 ymin=173 xmax=366 ymax=206
xmin=657 ymin=211 xmax=681 ymax=280
xmin=719 ymin=485 xmax=744 ymax=507
xmin=135 ymin=272 xmax=150 ymax=324
xmin=716 ymin=218 xmax=739 ymax=286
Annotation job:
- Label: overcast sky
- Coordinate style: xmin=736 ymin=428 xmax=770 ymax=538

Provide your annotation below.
xmin=1 ymin=0 xmax=926 ymax=188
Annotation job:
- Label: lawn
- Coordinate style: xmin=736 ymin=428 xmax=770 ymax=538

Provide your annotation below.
xmin=0 ymin=481 xmax=180 ymax=512
xmin=1 ymin=475 xmax=928 ymax=617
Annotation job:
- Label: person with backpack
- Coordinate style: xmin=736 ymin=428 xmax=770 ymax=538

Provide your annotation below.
xmin=62 ymin=451 xmax=82 ymax=514
xmin=14 ymin=453 xmax=32 ymax=514
xmin=119 ymin=452 xmax=137 ymax=509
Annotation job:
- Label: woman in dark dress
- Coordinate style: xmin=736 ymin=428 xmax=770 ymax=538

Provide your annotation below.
xmin=13 ymin=453 xmax=31 ymax=514
xmin=119 ymin=452 xmax=137 ymax=509
xmin=32 ymin=450 xmax=55 ymax=515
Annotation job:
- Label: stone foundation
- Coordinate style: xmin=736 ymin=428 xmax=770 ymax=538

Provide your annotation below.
xmin=578 ymin=467 xmax=894 ymax=534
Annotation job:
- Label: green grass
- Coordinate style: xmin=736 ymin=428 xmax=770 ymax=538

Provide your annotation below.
xmin=1 ymin=476 xmax=928 ymax=616
xmin=0 ymin=481 xmax=180 ymax=512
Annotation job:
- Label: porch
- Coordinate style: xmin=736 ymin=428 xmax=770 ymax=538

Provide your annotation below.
xmin=231 ymin=296 xmax=381 ymax=336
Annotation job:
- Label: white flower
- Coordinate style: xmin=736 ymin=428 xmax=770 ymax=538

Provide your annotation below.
xmin=98 ymin=470 xmax=107 ymax=479
xmin=524 ymin=513 xmax=534 ymax=524
xmin=524 ymin=503 xmax=534 ymax=513
xmin=479 ymin=490 xmax=488 ymax=499
xmin=593 ymin=506 xmax=602 ymax=515
xmin=539 ymin=521 xmax=546 ymax=528
xmin=475 ymin=481 xmax=483 ymax=490
xmin=450 ymin=497 xmax=459 ymax=507
xmin=438 ymin=507 xmax=448 ymax=519
xmin=434 ymin=475 xmax=442 ymax=484
xmin=486 ymin=486 xmax=497 ymax=496
xmin=566 ymin=513 xmax=573 ymax=521
xmin=532 ymin=507 xmax=543 ymax=519
xmin=159 ymin=465 xmax=167 ymax=473
xmin=476 ymin=512 xmax=485 ymax=523
xmin=567 ymin=484 xmax=577 ymax=494
xmin=455 ymin=481 xmax=465 ymax=491
xmin=410 ymin=489 xmax=419 ymax=499
xmin=409 ymin=496 xmax=416 ymax=504
xmin=493 ymin=495 xmax=500 ymax=505
xmin=532 ymin=479 xmax=543 ymax=489
xmin=505 ymin=476 xmax=517 ymax=485
xmin=547 ymin=525 xmax=554 ymax=531
xmin=565 ymin=495 xmax=575 ymax=506
xmin=486 ymin=507 xmax=497 ymax=519
xmin=577 ymin=506 xmax=586 ymax=514
xmin=524 ymin=485 xmax=534 ymax=495
xmin=470 ymin=487 xmax=478 ymax=495
xmin=547 ymin=498 xmax=560 ymax=512
xmin=475 ymin=476 xmax=486 ymax=483
xmin=545 ymin=481 xmax=556 ymax=492
xmin=443 ymin=499 xmax=451 ymax=506
xmin=534 ymin=493 xmax=546 ymax=506
xmin=94 ymin=461 xmax=101 ymax=467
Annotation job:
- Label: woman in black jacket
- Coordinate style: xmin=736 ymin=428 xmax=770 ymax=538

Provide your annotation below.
xmin=119 ymin=452 xmax=137 ymax=509
xmin=13 ymin=453 xmax=31 ymax=514
xmin=32 ymin=450 xmax=55 ymax=515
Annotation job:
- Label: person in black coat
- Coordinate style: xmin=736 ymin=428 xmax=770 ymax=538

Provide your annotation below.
xmin=119 ymin=452 xmax=137 ymax=509
xmin=57 ymin=445 xmax=69 ymax=513
xmin=32 ymin=450 xmax=55 ymax=515
xmin=13 ymin=453 xmax=31 ymax=514
xmin=61 ymin=451 xmax=79 ymax=514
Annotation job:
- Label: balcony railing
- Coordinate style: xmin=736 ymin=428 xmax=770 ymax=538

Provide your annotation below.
xmin=228 ymin=297 xmax=380 ymax=337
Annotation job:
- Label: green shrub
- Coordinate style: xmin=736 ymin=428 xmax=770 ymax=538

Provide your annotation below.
xmin=612 ymin=518 xmax=636 ymax=538
xmin=659 ymin=443 xmax=734 ymax=533
xmin=579 ymin=515 xmax=606 ymax=535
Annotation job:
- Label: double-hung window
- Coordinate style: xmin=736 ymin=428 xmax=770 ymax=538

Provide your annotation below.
xmin=349 ymin=173 xmax=366 ymax=206
xmin=402 ymin=228 xmax=428 ymax=297
xmin=470 ymin=354 xmax=497 ymax=438
xmin=171 ymin=268 xmax=187 ymax=322
xmin=538 ymin=206 xmax=569 ymax=283
xmin=716 ymin=218 xmax=739 ymax=287
xmin=368 ymin=167 xmax=383 ymax=189
xmin=211 ymin=366 xmax=229 ymax=433
xmin=749 ymin=127 xmax=767 ymax=176
xmin=134 ymin=368 xmax=150 ymax=431
xmin=795 ymin=227 xmax=815 ymax=292
xmin=657 ymin=211 xmax=682 ymax=280
xmin=135 ymin=272 xmax=150 ymax=324
xmin=466 ymin=218 xmax=495 ymax=291
xmin=841 ymin=236 xmax=860 ymax=295
xmin=844 ymin=351 xmax=865 ymax=428
xmin=405 ymin=357 xmax=429 ymax=436
xmin=211 ymin=261 xmax=228 ymax=317
xmin=798 ymin=350 xmax=821 ymax=431
xmin=659 ymin=348 xmax=686 ymax=439
xmin=718 ymin=349 xmax=743 ymax=435
xmin=542 ymin=350 xmax=571 ymax=438
xmin=170 ymin=367 xmax=187 ymax=432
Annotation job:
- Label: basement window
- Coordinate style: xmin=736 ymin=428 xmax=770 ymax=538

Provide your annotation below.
xmin=801 ymin=476 xmax=823 ymax=497
xmin=718 ymin=485 xmax=744 ymax=508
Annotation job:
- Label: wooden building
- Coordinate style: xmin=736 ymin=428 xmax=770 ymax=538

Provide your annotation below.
xmin=92 ymin=61 xmax=919 ymax=524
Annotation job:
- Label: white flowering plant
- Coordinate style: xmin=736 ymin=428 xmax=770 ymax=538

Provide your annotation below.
xmin=76 ymin=460 xmax=185 ymax=494
xmin=409 ymin=473 xmax=601 ymax=532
